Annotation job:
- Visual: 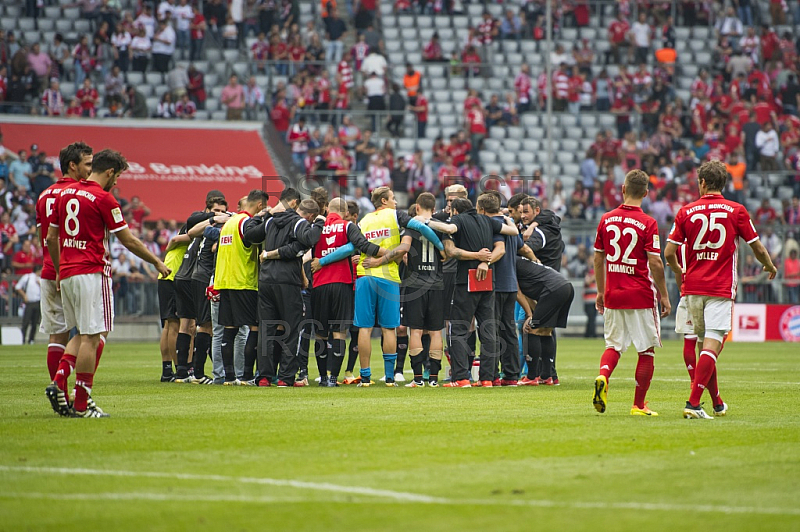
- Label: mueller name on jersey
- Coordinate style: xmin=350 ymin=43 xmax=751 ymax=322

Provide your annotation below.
xmin=364 ymin=228 xmax=390 ymax=240
xmin=603 ymin=215 xmax=647 ymax=231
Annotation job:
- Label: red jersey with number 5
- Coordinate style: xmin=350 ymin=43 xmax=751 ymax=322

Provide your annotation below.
xmin=593 ymin=204 xmax=661 ymax=309
xmin=36 ymin=177 xmax=76 ymax=281
xmin=667 ymin=193 xmax=758 ymax=300
xmin=48 ymin=180 xmax=128 ymax=280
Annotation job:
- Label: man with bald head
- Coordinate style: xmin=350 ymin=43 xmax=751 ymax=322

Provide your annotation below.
xmin=309 ymin=198 xmax=384 ymax=386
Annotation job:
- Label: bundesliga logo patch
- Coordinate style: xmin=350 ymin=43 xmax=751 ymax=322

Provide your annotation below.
xmin=111 ymin=207 xmax=123 ymax=223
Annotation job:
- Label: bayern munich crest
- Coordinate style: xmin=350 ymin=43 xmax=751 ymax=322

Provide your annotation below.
xmin=779 ymin=306 xmax=800 ymax=342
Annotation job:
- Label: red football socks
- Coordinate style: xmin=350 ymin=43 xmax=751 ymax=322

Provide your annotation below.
xmin=54 ymin=354 xmax=77 ymax=391
xmin=73 ymin=372 xmax=94 ymax=413
xmin=47 ymin=344 xmax=65 ymax=381
xmin=598 ymin=348 xmax=620 ymax=380
xmin=683 ymin=336 xmax=697 ymax=383
xmin=689 ymin=349 xmax=718 ymax=406
xmin=706 ymin=368 xmax=723 ymax=407
xmin=633 ymin=351 xmax=655 ymax=409
xmin=95 ymin=337 xmax=106 ymax=371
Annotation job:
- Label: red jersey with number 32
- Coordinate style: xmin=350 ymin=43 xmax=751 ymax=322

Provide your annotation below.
xmin=593 ymin=204 xmax=660 ymax=309
xmin=667 ymin=193 xmax=758 ymax=300
xmin=36 ymin=177 xmax=76 ymax=281
xmin=48 ymin=180 xmax=128 ymax=280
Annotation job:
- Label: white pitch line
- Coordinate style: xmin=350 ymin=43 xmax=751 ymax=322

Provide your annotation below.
xmin=0 ymin=492 xmax=310 ymax=504
xmin=0 ymin=465 xmax=446 ymax=504
xmin=2 ymin=465 xmax=799 ymax=516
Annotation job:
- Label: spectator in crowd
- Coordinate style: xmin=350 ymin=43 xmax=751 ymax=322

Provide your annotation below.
xmin=27 ymin=43 xmax=51 ymax=90
xmin=135 ymin=4 xmax=157 ymax=39
xmin=354 ymin=129 xmax=377 ymax=172
xmin=325 ymin=8 xmax=347 ymax=69
xmin=386 ymin=83 xmax=406 ymax=138
xmin=408 ymin=87 xmax=428 ymax=139
xmin=189 ymin=4 xmax=207 ymax=61
xmin=48 ymin=33 xmax=70 ymax=80
xmin=156 ymin=92 xmax=176 ymax=118
xmin=72 ymin=34 xmax=93 ymax=89
xmin=500 ymin=9 xmax=523 ymax=42
xmin=176 ymin=92 xmax=197 ymax=119
xmin=76 ymin=77 xmax=99 ymax=118
xmin=243 ymin=76 xmax=264 ymax=121
xmin=221 ymin=74 xmax=245 ymax=121
xmin=40 ymin=80 xmax=65 ymax=117
xmin=391 ymin=156 xmax=411 ymax=208
xmin=172 ymin=0 xmax=193 ymax=60
xmin=403 ymin=63 xmax=421 ymax=106
xmin=130 ymin=26 xmax=152 ymax=73
xmin=166 ymin=63 xmax=189 ymax=100
xmin=423 ymin=32 xmax=444 ymax=62
xmin=152 ymin=18 xmax=176 ymax=73
xmin=31 ymin=152 xmax=55 ymax=197
xmin=111 ymin=22 xmax=132 ymax=73
xmin=124 ymin=84 xmax=148 ymax=118
xmin=270 ymin=88 xmax=292 ymax=138
xmin=716 ymin=7 xmax=744 ymax=45
xmin=104 ymin=64 xmax=125 ymax=107
xmin=287 ymin=115 xmax=310 ymax=168
xmin=186 ymin=63 xmax=206 ymax=110
xmin=755 ymin=198 xmax=778 ymax=224
xmin=15 ymin=263 xmax=41 ymax=344
xmin=364 ymin=71 xmax=386 ymax=132
xmin=756 ymin=121 xmax=780 ymax=170
xmin=630 ymin=12 xmax=652 ymax=64
xmin=9 ymin=151 xmax=33 ymax=193
xmin=11 ymin=239 xmax=36 ymax=275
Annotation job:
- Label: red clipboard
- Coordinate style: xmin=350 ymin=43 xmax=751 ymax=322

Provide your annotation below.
xmin=467 ymin=268 xmax=493 ymax=292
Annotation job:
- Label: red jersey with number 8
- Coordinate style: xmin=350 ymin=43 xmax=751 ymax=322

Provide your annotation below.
xmin=593 ymin=204 xmax=661 ymax=309
xmin=35 ymin=178 xmax=75 ymax=281
xmin=48 ymin=180 xmax=128 ymax=280
xmin=667 ymin=193 xmax=759 ymax=300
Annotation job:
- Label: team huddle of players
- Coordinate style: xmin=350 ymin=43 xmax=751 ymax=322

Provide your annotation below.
xmin=37 ymin=142 xmax=779 ymax=419
xmin=156 ymin=182 xmax=576 ymax=391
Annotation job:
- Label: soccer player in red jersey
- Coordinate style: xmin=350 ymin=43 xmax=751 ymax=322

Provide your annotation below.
xmin=44 ymin=150 xmax=170 ymax=418
xmin=592 ymin=169 xmax=671 ymax=416
xmin=665 ymin=160 xmax=777 ymax=419
xmin=35 ymin=142 xmax=93 ymax=381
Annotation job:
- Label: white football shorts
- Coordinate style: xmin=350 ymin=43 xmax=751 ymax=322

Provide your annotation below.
xmin=603 ymin=307 xmax=662 ymax=354
xmin=685 ymin=295 xmax=733 ymax=340
xmin=61 ymin=273 xmax=114 ymax=335
xmin=39 ymin=278 xmax=68 ymax=335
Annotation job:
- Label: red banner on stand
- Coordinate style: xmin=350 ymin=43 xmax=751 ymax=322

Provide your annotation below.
xmin=2 ymin=123 xmax=284 ymax=221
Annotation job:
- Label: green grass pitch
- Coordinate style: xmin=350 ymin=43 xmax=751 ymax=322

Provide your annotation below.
xmin=1 ymin=338 xmax=799 ymax=531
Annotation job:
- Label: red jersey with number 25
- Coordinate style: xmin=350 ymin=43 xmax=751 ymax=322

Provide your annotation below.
xmin=667 ymin=193 xmax=758 ymax=300
xmin=48 ymin=180 xmax=128 ymax=280
xmin=36 ymin=177 xmax=76 ymax=281
xmin=593 ymin=204 xmax=660 ymax=309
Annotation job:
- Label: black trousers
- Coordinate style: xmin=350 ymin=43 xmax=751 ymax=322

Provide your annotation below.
xmin=298 ymin=289 xmax=313 ymax=378
xmin=449 ymin=288 xmax=496 ymax=382
xmin=494 ymin=292 xmax=520 ymax=380
xmin=257 ymin=283 xmax=304 ymax=383
xmin=21 ymin=301 xmax=41 ymax=343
